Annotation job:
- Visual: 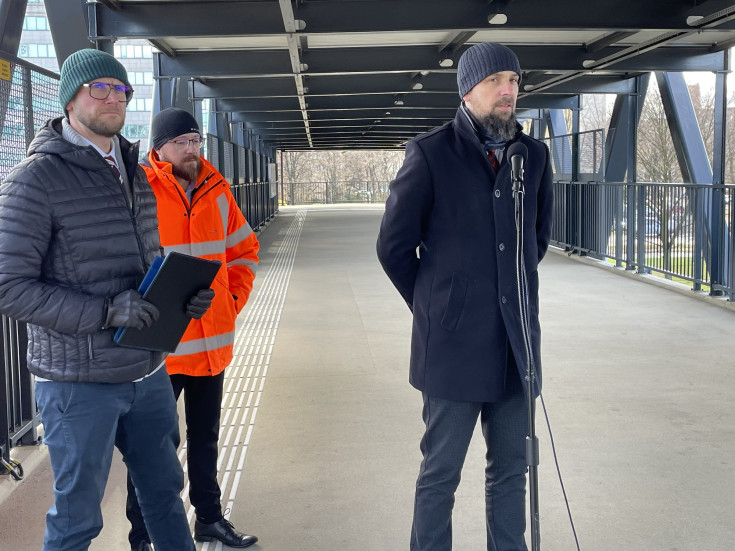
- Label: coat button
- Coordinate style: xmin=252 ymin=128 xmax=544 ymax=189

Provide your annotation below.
xmin=502 ymin=296 xmax=507 ymax=304
xmin=495 ymin=189 xmax=501 ymax=198
xmin=499 ymin=243 xmax=505 ymax=251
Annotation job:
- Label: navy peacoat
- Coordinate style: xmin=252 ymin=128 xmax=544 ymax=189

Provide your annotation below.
xmin=376 ymin=107 xmax=553 ymax=402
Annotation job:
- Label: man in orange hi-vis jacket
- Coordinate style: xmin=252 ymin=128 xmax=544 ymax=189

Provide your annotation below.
xmin=125 ymin=108 xmax=260 ymax=551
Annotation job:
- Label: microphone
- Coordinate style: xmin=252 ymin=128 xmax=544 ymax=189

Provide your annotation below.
xmin=506 ymin=142 xmax=528 ymax=188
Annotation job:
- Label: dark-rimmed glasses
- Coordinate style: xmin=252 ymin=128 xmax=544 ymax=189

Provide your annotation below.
xmin=82 ymin=82 xmax=134 ymax=103
xmin=167 ymin=137 xmax=206 ymax=149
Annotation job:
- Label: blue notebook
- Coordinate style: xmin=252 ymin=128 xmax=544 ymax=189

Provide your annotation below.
xmin=114 ymin=252 xmax=222 ymax=352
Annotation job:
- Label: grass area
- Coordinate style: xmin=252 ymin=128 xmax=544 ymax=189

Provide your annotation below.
xmin=603 ymin=256 xmax=711 ymax=292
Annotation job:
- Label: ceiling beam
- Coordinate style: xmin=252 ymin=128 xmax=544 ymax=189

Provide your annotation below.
xmin=92 ymin=0 xmax=735 ymax=38
xmin=158 ymin=45 xmax=728 ymax=80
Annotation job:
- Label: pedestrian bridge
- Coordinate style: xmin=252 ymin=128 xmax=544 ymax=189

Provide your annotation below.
xmin=1 ymin=205 xmax=734 ymax=550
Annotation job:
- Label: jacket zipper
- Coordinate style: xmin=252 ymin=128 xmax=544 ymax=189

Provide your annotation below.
xmin=171 ymin=171 xmax=224 ymax=215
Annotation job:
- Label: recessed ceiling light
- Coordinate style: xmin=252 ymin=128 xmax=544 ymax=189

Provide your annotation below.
xmin=488 ymin=13 xmax=508 ymax=25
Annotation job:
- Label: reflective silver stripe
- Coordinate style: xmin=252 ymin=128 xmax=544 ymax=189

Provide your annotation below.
xmin=226 ymin=221 xmax=254 ymax=249
xmin=164 ymin=241 xmax=225 ymax=257
xmin=217 ymin=194 xmax=229 ymax=241
xmin=228 ymin=257 xmax=258 ymax=273
xmin=164 ymin=243 xmax=193 ymax=256
xmin=172 ymin=331 xmax=235 ymax=356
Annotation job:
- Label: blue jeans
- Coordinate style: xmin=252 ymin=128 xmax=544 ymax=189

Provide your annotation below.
xmin=35 ymin=367 xmax=195 ymax=551
xmin=411 ymin=385 xmax=529 ymax=551
xmin=126 ymin=371 xmax=226 ymax=546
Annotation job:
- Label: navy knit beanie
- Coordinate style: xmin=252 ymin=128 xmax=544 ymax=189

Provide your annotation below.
xmin=151 ymin=108 xmax=201 ymax=150
xmin=457 ymin=43 xmax=522 ymax=98
xmin=59 ymin=49 xmax=131 ymax=115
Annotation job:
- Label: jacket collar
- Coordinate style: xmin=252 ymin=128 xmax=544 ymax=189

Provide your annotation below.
xmin=27 ymin=117 xmax=139 ymax=172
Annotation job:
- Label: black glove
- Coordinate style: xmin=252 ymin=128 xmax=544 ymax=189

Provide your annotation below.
xmin=104 ymin=290 xmax=159 ymax=330
xmin=186 ymin=288 xmax=215 ymax=319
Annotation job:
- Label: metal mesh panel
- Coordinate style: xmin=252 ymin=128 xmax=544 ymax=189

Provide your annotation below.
xmin=547 ymin=134 xmax=573 ymax=179
xmin=238 ymin=146 xmax=247 ymax=185
xmin=545 ymin=129 xmax=604 ymax=181
xmin=268 ymin=162 xmax=277 ymax=198
xmin=223 ymin=141 xmax=234 ymax=184
xmin=578 ymin=129 xmax=605 ymax=179
xmin=207 ymin=133 xmax=220 ymax=171
xmin=0 ymin=56 xmax=60 ymax=182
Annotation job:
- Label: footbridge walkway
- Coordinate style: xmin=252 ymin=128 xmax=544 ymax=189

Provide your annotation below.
xmin=1 ymin=205 xmax=734 ymax=551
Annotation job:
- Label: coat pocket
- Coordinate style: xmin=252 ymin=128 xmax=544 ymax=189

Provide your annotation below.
xmin=440 ymin=272 xmax=468 ymax=332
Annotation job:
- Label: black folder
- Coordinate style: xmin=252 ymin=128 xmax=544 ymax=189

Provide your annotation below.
xmin=114 ymin=252 xmax=222 ymax=352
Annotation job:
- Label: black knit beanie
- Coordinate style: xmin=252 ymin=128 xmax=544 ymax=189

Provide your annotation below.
xmin=456 ymin=43 xmax=522 ymax=98
xmin=59 ymin=49 xmax=131 ymax=115
xmin=151 ymin=108 xmax=201 ymax=150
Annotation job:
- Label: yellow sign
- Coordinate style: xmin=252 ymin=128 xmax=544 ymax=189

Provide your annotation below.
xmin=0 ymin=59 xmax=11 ymax=81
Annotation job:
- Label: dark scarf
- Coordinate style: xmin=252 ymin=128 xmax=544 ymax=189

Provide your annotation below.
xmin=460 ymin=102 xmax=522 ymax=158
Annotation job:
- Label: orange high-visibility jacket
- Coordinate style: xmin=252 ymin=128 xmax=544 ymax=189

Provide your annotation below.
xmin=143 ymin=150 xmax=260 ymax=377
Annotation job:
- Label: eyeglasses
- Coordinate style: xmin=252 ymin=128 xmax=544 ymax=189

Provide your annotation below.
xmin=82 ymin=82 xmax=134 ymax=103
xmin=167 ymin=137 xmax=206 ymax=149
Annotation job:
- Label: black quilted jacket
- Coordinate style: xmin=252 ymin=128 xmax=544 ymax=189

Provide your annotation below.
xmin=0 ymin=117 xmax=165 ymax=382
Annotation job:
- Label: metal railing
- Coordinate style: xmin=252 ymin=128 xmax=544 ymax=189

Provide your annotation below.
xmin=0 ymin=52 xmax=56 ymax=472
xmin=280 ymin=180 xmax=390 ymax=205
xmin=1 ymin=317 xmax=36 ymax=479
xmin=551 ymin=180 xmax=735 ymax=298
xmin=206 ymin=135 xmax=278 ymax=230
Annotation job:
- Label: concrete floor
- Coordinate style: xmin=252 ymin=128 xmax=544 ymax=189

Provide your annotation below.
xmin=1 ymin=204 xmax=735 ymax=551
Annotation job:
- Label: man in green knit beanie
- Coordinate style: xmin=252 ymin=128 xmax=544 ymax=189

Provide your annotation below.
xmin=0 ymin=48 xmax=212 ymax=551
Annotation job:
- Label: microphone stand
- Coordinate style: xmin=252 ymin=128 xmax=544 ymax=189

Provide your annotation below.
xmin=512 ymin=166 xmax=541 ymax=551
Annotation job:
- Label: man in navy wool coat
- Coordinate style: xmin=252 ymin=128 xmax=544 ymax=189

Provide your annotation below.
xmin=376 ymin=42 xmax=554 ymax=551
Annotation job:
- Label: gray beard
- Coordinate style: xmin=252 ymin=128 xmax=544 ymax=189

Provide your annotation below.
xmin=477 ymin=112 xmax=518 ymax=142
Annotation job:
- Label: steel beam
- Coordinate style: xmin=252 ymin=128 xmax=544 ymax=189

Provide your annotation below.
xmin=158 ymin=51 xmax=294 ymax=79
xmin=546 ymin=109 xmax=571 ymax=177
xmin=157 ymin=46 xmax=728 ymax=80
xmin=656 ymin=72 xmax=712 ymax=185
xmin=191 ymin=73 xmax=628 ymax=101
xmin=656 ymin=71 xmax=715 ymax=287
xmin=91 ymin=0 xmax=735 ymax=37
xmin=604 ymin=74 xmax=648 ymax=182
xmin=0 ymin=0 xmax=27 ymax=56
xmin=213 ymin=94 xmax=578 ymax=114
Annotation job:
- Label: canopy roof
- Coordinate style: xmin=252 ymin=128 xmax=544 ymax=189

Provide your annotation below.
xmin=92 ymin=0 xmax=735 ymax=150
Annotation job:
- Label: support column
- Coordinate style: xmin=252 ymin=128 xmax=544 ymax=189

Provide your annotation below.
xmin=631 ymin=76 xmax=645 ymax=273
xmin=656 ymin=71 xmax=716 ymax=291
xmin=711 ymin=53 xmax=729 ymax=296
xmin=0 ymin=0 xmax=28 ymax=56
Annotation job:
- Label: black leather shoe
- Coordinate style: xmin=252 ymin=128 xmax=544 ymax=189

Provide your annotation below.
xmin=194 ymin=518 xmax=258 ymax=548
xmin=131 ymin=542 xmax=152 ymax=551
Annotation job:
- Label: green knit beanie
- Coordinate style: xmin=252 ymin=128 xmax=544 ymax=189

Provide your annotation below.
xmin=59 ymin=49 xmax=131 ymax=116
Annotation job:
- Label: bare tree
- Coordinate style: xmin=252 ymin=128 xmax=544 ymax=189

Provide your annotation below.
xmin=579 ymin=94 xmax=610 ymax=134
xmin=638 ymin=85 xmax=682 ymax=184
xmin=277 ymin=149 xmax=405 ymax=204
xmin=316 ymin=150 xmax=345 ymax=203
xmin=280 ymin=150 xmax=311 ymax=204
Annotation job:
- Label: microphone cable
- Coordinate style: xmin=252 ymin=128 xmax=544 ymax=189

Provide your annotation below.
xmin=513 ymin=174 xmax=582 ymax=551
xmin=538 ymin=393 xmax=581 ymax=551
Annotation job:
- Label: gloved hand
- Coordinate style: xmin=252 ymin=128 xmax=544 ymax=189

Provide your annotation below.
xmin=104 ymin=290 xmax=159 ymax=329
xmin=186 ymin=288 xmax=215 ymax=319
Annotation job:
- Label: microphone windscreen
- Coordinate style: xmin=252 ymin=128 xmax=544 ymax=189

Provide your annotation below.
xmin=506 ymin=142 xmax=528 ymax=163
